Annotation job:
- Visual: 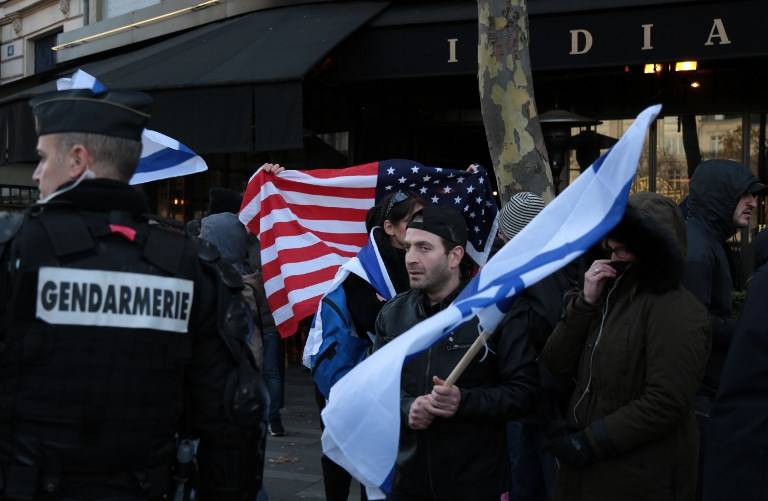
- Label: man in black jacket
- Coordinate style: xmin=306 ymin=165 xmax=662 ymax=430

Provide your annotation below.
xmin=683 ymin=159 xmax=766 ymax=413
xmin=704 ymin=230 xmax=768 ymax=500
xmin=0 ymin=88 xmax=267 ymax=500
xmin=375 ymin=207 xmax=538 ymax=501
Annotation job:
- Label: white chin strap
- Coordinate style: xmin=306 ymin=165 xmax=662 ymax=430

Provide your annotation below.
xmin=38 ymin=169 xmax=96 ymax=205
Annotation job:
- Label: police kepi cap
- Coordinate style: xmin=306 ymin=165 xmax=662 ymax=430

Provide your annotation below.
xmin=29 ymin=88 xmax=152 ymax=142
xmin=407 ymin=206 xmax=468 ymax=247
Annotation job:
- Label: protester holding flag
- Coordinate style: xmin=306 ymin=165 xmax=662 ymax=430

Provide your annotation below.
xmin=542 ymin=192 xmax=710 ymax=501
xmin=375 ymin=206 xmax=539 ymax=501
xmin=310 ymin=189 xmax=423 ymax=501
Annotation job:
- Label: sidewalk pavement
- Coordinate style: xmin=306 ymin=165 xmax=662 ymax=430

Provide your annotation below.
xmin=262 ymin=364 xmax=363 ymax=500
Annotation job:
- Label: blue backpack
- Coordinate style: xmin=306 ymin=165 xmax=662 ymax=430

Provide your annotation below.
xmin=311 ymin=284 xmax=371 ymax=399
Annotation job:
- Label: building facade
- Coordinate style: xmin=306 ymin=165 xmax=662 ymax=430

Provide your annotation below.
xmin=0 ymin=0 xmax=764 ymax=262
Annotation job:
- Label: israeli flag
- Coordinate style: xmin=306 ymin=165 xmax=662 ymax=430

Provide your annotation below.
xmin=56 ymin=70 xmax=208 ymax=185
xmin=303 ymin=227 xmax=397 ymax=368
xmin=321 ymin=104 xmax=662 ymax=499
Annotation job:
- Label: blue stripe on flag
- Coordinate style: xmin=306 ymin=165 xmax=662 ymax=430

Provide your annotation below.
xmin=358 ymin=240 xmax=393 ymax=301
xmin=137 ymin=147 xmax=198 ymax=174
xmin=92 ymin=81 xmax=108 ymax=94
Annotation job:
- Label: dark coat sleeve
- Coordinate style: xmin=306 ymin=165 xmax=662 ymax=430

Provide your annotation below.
xmin=251 ymin=271 xmax=277 ymax=335
xmin=541 ymin=294 xmax=600 ymax=378
xmin=683 ymin=250 xmax=735 ymax=349
xmin=587 ymin=293 xmax=710 ymax=455
xmin=455 ymin=297 xmax=540 ymax=421
xmin=713 ymin=269 xmax=768 ymax=400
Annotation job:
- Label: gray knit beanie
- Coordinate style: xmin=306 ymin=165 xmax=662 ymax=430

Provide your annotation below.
xmin=499 ymin=192 xmax=545 ymax=240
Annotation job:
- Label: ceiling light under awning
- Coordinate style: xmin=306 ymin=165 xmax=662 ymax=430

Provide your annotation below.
xmin=675 ymin=61 xmax=698 ymax=72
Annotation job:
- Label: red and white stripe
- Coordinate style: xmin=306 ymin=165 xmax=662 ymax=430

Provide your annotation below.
xmin=239 ymin=163 xmax=379 ymax=337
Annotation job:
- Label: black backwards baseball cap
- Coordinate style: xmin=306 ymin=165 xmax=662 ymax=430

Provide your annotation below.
xmin=746 ymin=178 xmax=768 ymax=196
xmin=29 ymin=88 xmax=152 ymax=142
xmin=407 ymin=206 xmax=468 ymax=248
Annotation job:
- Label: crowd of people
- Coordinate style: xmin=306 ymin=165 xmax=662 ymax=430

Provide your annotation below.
xmin=302 ymin=160 xmax=767 ymax=501
xmin=2 ymin=82 xmax=767 ymax=501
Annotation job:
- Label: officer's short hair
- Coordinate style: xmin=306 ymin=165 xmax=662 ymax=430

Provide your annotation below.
xmin=56 ymin=132 xmax=142 ymax=181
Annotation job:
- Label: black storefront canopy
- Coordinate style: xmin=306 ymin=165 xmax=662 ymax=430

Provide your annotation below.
xmin=0 ymin=1 xmax=388 ymax=163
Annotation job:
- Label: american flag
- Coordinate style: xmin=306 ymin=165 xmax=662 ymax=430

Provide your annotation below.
xmin=239 ymin=159 xmax=499 ymax=338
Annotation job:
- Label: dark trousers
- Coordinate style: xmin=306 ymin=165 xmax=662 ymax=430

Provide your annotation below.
xmin=695 ymin=395 xmax=712 ymax=501
xmin=507 ymin=421 xmax=555 ymax=501
xmin=262 ymin=331 xmax=285 ymax=419
xmin=315 ymin=386 xmax=367 ymax=501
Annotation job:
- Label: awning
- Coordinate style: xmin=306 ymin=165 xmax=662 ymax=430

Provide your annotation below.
xmin=327 ymin=0 xmax=768 ymax=80
xmin=0 ymin=1 xmax=388 ymax=162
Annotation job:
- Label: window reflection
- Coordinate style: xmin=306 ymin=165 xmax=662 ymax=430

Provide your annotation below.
xmin=568 ymin=119 xmax=649 ymax=190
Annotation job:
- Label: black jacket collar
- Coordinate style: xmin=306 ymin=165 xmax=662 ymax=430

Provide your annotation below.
xmin=419 ymin=280 xmax=467 ymax=317
xmin=40 ymin=179 xmax=149 ymax=215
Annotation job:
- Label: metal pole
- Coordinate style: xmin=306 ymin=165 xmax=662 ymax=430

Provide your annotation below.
xmin=648 ymin=119 xmax=658 ymax=193
xmin=758 ymin=113 xmax=766 ymax=228
xmin=740 ymin=112 xmax=753 ymax=287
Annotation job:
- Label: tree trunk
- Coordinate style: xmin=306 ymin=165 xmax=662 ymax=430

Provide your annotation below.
xmin=478 ymin=0 xmax=554 ymax=205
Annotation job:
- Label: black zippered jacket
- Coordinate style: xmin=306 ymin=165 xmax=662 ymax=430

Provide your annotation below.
xmin=683 ymin=159 xmax=763 ymax=398
xmin=375 ymin=285 xmax=538 ymax=500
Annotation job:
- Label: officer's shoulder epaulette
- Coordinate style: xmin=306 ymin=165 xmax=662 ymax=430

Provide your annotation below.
xmin=0 ymin=211 xmax=23 ymax=244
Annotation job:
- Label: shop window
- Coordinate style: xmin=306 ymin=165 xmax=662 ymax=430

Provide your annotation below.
xmin=568 ymin=114 xmax=753 ymax=207
xmin=157 ymin=177 xmax=186 ymax=221
xmin=0 ymin=185 xmax=39 ymax=208
xmin=699 ymin=115 xmax=742 ymax=161
xmin=567 ymin=119 xmax=650 ymax=192
xmin=653 ymin=115 xmax=743 ymax=204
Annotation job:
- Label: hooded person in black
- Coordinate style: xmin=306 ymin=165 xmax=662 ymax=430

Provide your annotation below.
xmin=682 ymin=159 xmax=766 ymax=408
xmin=703 ymin=229 xmax=768 ymax=500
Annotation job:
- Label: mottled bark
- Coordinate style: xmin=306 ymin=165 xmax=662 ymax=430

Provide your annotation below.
xmin=478 ymin=0 xmax=554 ymax=204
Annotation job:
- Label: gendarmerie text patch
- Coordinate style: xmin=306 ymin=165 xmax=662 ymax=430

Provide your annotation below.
xmin=36 ymin=267 xmax=194 ymax=333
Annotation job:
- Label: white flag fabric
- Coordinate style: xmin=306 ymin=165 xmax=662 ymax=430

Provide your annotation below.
xmin=320 ymin=104 xmax=662 ymax=499
xmin=55 ymin=69 xmax=208 ymax=185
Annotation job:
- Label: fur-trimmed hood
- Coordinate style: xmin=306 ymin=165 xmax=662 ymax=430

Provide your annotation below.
xmin=608 ymin=192 xmax=686 ymax=293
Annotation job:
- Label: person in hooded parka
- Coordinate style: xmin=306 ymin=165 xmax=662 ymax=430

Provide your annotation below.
xmin=542 ymin=192 xmax=711 ymax=501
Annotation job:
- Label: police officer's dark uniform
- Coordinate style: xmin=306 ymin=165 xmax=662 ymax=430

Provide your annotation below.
xmin=0 ymin=89 xmax=267 ymax=500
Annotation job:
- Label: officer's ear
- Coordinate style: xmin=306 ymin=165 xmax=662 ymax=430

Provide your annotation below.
xmin=65 ymin=143 xmax=92 ymax=179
